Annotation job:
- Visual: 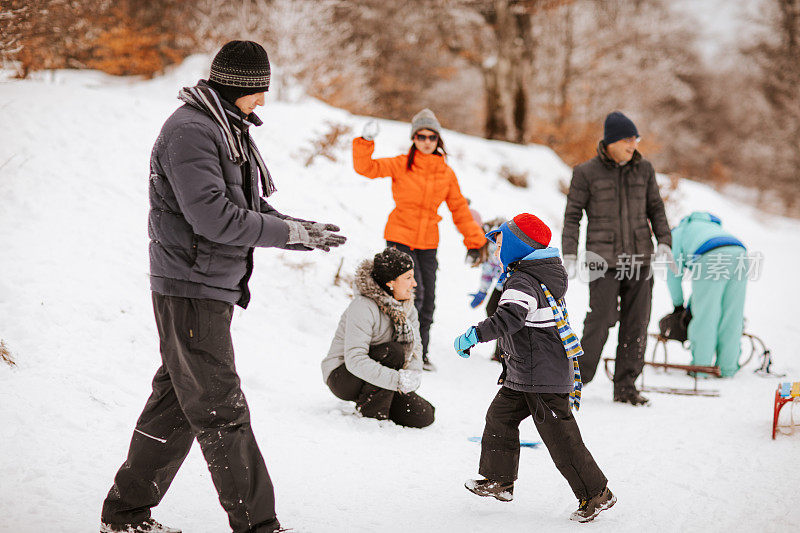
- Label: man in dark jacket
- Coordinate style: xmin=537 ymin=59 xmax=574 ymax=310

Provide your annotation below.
xmin=562 ymin=111 xmax=673 ymax=405
xmin=100 ymin=41 xmax=346 ymax=533
xmin=454 ymin=214 xmax=614 ymax=523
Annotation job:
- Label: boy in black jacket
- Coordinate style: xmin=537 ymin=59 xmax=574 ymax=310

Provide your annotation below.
xmin=454 ymin=213 xmax=615 ymax=523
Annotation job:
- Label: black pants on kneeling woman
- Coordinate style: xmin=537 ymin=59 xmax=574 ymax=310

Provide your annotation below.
xmin=326 ymin=342 xmax=435 ymax=428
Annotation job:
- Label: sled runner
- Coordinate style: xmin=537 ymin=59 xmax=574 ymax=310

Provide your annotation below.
xmin=603 ymin=310 xmax=778 ymax=397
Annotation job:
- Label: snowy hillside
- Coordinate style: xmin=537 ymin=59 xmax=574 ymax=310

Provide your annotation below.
xmin=1 ymin=56 xmax=798 ymax=532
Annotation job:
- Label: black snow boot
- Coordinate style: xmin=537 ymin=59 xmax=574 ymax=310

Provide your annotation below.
xmin=464 ymin=478 xmax=514 ymax=502
xmin=570 ymin=487 xmax=617 ymax=522
xmin=100 ymin=518 xmax=181 ymax=533
xmin=613 ymin=388 xmax=650 ymax=406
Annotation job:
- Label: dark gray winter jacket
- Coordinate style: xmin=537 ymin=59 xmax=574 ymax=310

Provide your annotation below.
xmin=562 ymin=143 xmax=671 ymax=268
xmin=148 ymin=89 xmax=294 ymax=307
xmin=475 ymin=256 xmax=573 ymax=394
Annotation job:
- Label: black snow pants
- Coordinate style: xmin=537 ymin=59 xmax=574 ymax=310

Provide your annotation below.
xmin=479 ymin=387 xmax=607 ymax=501
xmin=101 ymin=293 xmax=280 ymax=533
xmin=326 ymin=342 xmax=435 ymax=428
xmin=579 ymin=266 xmax=653 ymax=394
xmin=386 ymin=241 xmax=438 ymax=358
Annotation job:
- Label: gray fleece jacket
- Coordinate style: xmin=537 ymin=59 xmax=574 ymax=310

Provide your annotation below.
xmin=321 ymin=260 xmax=423 ymax=391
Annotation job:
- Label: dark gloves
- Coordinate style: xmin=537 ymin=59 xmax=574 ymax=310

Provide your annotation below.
xmin=285 ymin=220 xmax=347 ymax=252
xmin=466 ymin=246 xmax=488 ymax=267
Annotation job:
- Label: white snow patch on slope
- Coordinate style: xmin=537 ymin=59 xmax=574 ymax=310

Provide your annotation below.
xmin=0 ymin=58 xmax=798 ymax=532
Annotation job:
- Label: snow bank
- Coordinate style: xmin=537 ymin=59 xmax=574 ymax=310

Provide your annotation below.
xmin=1 ymin=59 xmax=798 ymax=532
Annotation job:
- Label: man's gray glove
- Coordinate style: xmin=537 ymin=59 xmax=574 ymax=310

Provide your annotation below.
xmin=285 ymin=220 xmax=347 ymax=252
xmin=361 ymin=119 xmax=380 ymax=141
xmin=655 ymin=243 xmax=679 ymax=274
xmin=563 ymin=254 xmax=578 ymax=278
xmin=397 ymin=368 xmax=421 ymax=394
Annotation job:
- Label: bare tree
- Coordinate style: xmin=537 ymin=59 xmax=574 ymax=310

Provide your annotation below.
xmin=741 ymin=0 xmax=800 ymax=207
xmin=438 ymin=1 xmax=553 ymax=142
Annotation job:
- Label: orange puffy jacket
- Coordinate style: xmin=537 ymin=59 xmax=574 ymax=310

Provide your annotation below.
xmin=353 ymin=137 xmax=486 ymax=250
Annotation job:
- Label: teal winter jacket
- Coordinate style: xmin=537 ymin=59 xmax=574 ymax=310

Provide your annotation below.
xmin=666 ymin=212 xmax=745 ymax=306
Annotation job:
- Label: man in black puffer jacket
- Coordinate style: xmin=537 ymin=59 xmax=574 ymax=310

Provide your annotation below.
xmin=562 ymin=111 xmax=673 ymax=405
xmin=101 ymin=41 xmax=345 ymax=533
xmin=455 ymin=214 xmax=614 ymax=524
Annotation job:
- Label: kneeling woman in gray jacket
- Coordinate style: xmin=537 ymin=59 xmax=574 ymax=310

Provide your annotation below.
xmin=322 ymin=247 xmax=435 ymax=428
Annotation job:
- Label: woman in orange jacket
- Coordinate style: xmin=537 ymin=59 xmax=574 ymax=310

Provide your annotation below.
xmin=352 ymin=108 xmax=486 ymax=370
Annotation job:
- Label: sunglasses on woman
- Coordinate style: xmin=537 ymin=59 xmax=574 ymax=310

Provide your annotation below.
xmin=414 ymin=133 xmax=439 ymax=142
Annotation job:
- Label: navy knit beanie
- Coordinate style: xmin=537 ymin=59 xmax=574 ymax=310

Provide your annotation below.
xmin=208 ymin=40 xmax=270 ymax=104
xmin=603 ymin=111 xmax=639 ymax=145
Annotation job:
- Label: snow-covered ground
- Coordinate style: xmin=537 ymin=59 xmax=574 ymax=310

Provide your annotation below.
xmin=1 ymin=57 xmax=798 ymax=533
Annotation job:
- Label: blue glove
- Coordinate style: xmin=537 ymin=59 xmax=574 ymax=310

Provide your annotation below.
xmin=469 ymin=291 xmax=488 ymax=308
xmin=454 ymin=327 xmax=479 ymax=358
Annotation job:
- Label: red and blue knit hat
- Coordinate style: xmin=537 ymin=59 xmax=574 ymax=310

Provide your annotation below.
xmin=486 ymin=213 xmax=552 ymax=269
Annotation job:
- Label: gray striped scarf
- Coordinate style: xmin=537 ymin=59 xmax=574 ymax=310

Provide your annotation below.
xmin=178 ymin=83 xmax=276 ymax=197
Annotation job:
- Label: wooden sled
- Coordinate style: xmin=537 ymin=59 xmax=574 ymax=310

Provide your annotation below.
xmin=602 ymin=329 xmax=773 ymax=397
xmin=649 ymin=331 xmax=767 ymax=369
xmin=603 ymin=356 xmax=721 ymax=397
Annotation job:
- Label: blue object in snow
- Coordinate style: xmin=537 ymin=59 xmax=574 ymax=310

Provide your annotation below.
xmin=468 ymin=436 xmax=540 ymax=448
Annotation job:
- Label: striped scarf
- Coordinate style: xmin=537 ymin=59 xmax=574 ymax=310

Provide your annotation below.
xmin=540 ymin=284 xmax=583 ymax=411
xmin=177 ymin=84 xmax=276 ymax=197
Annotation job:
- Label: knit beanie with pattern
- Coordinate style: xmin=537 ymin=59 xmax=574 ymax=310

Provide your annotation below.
xmin=207 ymin=40 xmax=271 ymax=104
xmin=372 ymin=247 xmax=414 ymax=293
xmin=410 ymin=108 xmax=442 ymax=138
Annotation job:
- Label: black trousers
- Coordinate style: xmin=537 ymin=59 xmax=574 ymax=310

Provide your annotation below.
xmin=579 ymin=266 xmax=653 ymax=393
xmin=478 ymin=387 xmax=607 ymax=501
xmin=326 ymin=342 xmax=435 ymax=428
xmin=386 ymin=241 xmax=438 ymax=357
xmin=101 ymin=293 xmax=280 ymax=533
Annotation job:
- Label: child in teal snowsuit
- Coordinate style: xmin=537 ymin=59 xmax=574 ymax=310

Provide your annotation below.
xmin=666 ymin=212 xmax=747 ymax=376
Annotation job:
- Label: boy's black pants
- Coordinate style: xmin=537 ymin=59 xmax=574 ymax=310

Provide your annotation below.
xmin=479 ymin=387 xmax=607 ymax=500
xmin=386 ymin=241 xmax=438 ymax=357
xmin=101 ymin=293 xmax=279 ymax=533
xmin=327 ymin=342 xmax=435 ymax=428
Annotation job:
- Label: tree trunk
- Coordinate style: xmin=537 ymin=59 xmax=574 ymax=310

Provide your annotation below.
xmin=478 ymin=0 xmax=535 ymax=142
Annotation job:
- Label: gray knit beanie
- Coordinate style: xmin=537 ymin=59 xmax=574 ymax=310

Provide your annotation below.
xmin=410 ymin=108 xmax=441 ymax=138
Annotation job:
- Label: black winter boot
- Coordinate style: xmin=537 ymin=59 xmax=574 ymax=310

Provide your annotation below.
xmin=570 ymin=487 xmax=617 ymax=522
xmin=464 ymin=478 xmax=514 ymax=502
xmin=100 ymin=518 xmax=181 ymax=533
xmin=613 ymin=388 xmax=650 ymax=406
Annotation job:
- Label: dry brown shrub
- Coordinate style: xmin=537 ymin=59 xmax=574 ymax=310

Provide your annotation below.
xmin=301 ymin=121 xmax=353 ymax=167
xmin=528 ymin=117 xmax=599 ymax=167
xmin=499 ymin=165 xmax=529 ymax=188
xmin=0 ymin=340 xmax=16 ymax=367
xmin=8 ymin=0 xmax=193 ymax=79
xmin=86 ymin=22 xmax=184 ymax=78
